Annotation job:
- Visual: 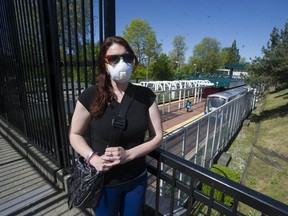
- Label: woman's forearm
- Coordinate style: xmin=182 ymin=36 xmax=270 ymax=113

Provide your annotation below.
xmin=69 ymin=133 xmax=94 ymax=159
xmin=69 ymin=101 xmax=94 ymax=160
xmin=125 ymin=134 xmax=162 ymax=161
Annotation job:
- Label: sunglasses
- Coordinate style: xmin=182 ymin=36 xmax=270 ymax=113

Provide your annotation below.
xmin=105 ymin=53 xmax=135 ymax=65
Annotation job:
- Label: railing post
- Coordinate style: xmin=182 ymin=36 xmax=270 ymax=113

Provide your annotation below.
xmin=104 ymin=0 xmax=115 ymax=38
xmin=38 ymin=0 xmax=69 ymax=167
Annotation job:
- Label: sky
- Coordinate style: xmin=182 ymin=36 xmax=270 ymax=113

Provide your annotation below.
xmin=114 ymin=0 xmax=288 ymax=63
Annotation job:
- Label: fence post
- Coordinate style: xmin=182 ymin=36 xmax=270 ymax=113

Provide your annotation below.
xmin=104 ymin=0 xmax=115 ymax=38
xmin=38 ymin=0 xmax=69 ymax=168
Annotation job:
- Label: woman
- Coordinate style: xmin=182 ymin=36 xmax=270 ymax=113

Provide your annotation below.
xmin=69 ymin=36 xmax=163 ymax=215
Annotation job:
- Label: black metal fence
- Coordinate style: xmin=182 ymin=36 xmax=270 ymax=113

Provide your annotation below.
xmin=1 ymin=1 xmax=288 ymax=215
xmin=147 ymin=148 xmax=288 ymax=216
xmin=0 ymin=0 xmax=115 ymax=167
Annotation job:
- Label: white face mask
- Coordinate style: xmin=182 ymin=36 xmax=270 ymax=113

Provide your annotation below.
xmin=106 ymin=60 xmax=133 ymax=83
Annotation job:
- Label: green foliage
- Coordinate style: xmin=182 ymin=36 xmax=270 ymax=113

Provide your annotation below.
xmin=132 ymin=65 xmax=146 ymax=81
xmin=169 ymin=35 xmax=187 ymax=68
xmin=151 ymin=54 xmax=173 ymax=80
xmin=201 ymin=164 xmax=241 ymax=206
xmin=122 ymin=18 xmax=162 ymax=64
xmin=221 ymin=40 xmax=241 ymax=66
xmin=247 ymin=21 xmax=288 ymax=88
xmin=247 ymin=210 xmax=261 ymax=216
xmin=220 ymin=48 xmax=230 ymax=67
xmin=188 ymin=37 xmax=222 ymax=73
xmin=229 ymin=40 xmax=241 ymax=64
xmin=247 ymin=176 xmax=256 ymax=185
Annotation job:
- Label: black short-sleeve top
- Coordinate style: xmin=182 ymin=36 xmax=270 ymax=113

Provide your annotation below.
xmin=78 ymin=82 xmax=156 ymax=185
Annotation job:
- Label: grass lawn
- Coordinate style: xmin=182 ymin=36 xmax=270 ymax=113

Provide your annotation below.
xmin=226 ymin=87 xmax=288 ymax=214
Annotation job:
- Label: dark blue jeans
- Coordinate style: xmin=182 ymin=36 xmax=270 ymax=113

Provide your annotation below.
xmin=94 ymin=171 xmax=147 ymax=216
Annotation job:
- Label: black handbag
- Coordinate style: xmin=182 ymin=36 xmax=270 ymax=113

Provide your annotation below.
xmin=67 ymin=84 xmax=134 ymax=209
xmin=67 ymin=156 xmax=104 ymax=209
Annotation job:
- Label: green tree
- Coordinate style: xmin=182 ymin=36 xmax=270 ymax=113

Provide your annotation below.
xmin=188 ymin=37 xmax=222 ymax=73
xmin=229 ymin=40 xmax=241 ymax=64
xmin=247 ymin=22 xmax=288 ymax=88
xmin=169 ymin=35 xmax=187 ymax=68
xmin=220 ymin=47 xmax=230 ymax=67
xmin=132 ymin=65 xmax=146 ymax=81
xmin=221 ymin=40 xmax=241 ymax=66
xmin=122 ymin=18 xmax=162 ymax=65
xmin=268 ymin=27 xmax=280 ymax=49
xmin=151 ymin=54 xmax=173 ymax=80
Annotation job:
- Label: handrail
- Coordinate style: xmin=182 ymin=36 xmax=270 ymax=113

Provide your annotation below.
xmin=147 ymin=148 xmax=288 ymax=216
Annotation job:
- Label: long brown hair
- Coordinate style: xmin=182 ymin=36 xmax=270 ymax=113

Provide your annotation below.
xmin=90 ymin=36 xmax=138 ymax=116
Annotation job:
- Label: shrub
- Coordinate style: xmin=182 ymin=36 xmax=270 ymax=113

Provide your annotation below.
xmin=202 ymin=164 xmax=241 ymax=206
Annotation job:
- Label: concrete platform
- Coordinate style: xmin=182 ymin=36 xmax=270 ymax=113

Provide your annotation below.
xmin=162 ymin=101 xmax=205 ymax=134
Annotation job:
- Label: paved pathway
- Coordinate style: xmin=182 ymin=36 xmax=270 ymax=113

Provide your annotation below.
xmin=162 ymin=101 xmax=205 ymax=134
xmin=0 ymin=132 xmax=93 ymax=216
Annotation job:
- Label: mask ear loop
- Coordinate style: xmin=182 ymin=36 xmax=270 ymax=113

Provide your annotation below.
xmin=131 ymin=57 xmax=137 ymax=71
xmin=130 ymin=53 xmax=137 ymax=70
xmin=105 ymin=62 xmax=111 ymax=75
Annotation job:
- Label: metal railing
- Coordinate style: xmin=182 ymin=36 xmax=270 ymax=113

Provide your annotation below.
xmin=161 ymin=91 xmax=254 ymax=169
xmin=146 ymin=148 xmax=288 ymax=216
xmin=1 ymin=1 xmax=287 ymax=215
xmin=0 ymin=0 xmax=114 ymax=167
